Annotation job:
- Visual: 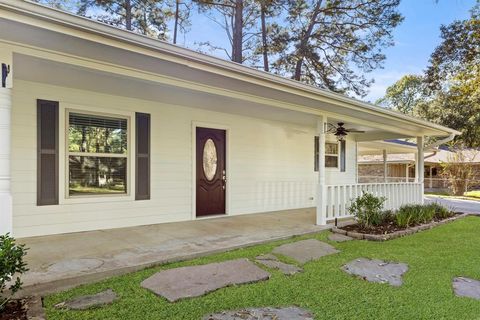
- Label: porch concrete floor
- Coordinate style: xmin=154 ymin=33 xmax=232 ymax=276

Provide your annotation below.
xmin=18 ymin=208 xmax=332 ymax=296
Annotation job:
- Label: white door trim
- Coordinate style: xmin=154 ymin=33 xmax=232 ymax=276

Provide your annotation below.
xmin=191 ymin=121 xmax=230 ymax=220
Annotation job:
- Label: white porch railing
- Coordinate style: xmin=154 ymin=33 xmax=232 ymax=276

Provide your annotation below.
xmin=324 ymin=182 xmax=424 ymax=220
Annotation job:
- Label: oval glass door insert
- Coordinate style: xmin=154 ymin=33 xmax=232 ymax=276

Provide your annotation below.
xmin=203 ymin=138 xmax=218 ymax=181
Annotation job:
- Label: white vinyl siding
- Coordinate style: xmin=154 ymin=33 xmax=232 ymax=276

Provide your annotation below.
xmin=11 ymin=80 xmax=357 ymax=237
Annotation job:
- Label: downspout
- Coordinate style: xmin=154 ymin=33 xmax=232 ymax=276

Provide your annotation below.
xmin=424 ymin=133 xmax=456 ymax=150
xmin=422 ymin=133 xmax=456 ymax=189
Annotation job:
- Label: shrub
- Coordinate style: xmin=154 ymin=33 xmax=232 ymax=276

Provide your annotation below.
xmin=348 ymin=192 xmax=386 ymax=228
xmin=419 ymin=205 xmax=435 ymax=223
xmin=426 ymin=202 xmax=455 ymax=219
xmin=0 ymin=233 xmax=28 ymax=311
xmin=395 ymin=205 xmax=425 ymax=228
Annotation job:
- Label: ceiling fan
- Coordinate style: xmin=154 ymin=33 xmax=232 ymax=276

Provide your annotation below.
xmin=327 ymin=122 xmax=365 ymax=141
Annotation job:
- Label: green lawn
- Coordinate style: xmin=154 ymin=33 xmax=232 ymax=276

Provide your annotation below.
xmin=44 ymin=217 xmax=480 ymax=320
xmin=465 ymin=190 xmax=480 ymax=199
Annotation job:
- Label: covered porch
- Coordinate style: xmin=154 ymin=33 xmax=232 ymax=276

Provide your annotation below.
xmin=0 ymin=2 xmax=459 ymax=237
xmin=19 ymin=208 xmax=326 ymax=296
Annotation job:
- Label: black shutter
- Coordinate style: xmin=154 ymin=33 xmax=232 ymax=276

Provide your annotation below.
xmin=340 ymin=140 xmax=346 ymax=172
xmin=135 ymin=113 xmax=150 ymax=200
xmin=37 ymin=100 xmax=59 ymax=206
xmin=314 ymin=136 xmax=319 ymax=172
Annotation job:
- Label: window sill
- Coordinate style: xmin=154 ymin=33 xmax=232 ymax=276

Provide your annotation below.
xmin=60 ymin=193 xmax=135 ymax=205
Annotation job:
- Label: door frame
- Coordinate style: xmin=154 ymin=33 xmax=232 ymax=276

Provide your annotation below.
xmin=191 ymin=121 xmax=230 ymax=220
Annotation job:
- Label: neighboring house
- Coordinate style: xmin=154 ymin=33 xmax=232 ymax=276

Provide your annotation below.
xmin=358 ymin=141 xmax=480 ymax=191
xmin=0 ymin=1 xmax=460 ymax=238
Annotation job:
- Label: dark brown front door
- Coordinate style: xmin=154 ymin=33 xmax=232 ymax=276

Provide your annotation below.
xmin=196 ymin=127 xmax=226 ymax=217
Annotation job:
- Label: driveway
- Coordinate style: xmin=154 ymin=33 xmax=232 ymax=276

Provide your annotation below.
xmin=425 ymin=196 xmax=480 ymax=214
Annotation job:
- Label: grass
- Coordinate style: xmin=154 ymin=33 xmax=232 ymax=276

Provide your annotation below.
xmin=464 ymin=190 xmax=480 ymax=199
xmin=44 ymin=217 xmax=480 ymax=320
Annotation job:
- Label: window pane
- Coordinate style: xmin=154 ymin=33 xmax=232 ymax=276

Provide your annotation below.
xmin=325 ymin=155 xmax=338 ymax=168
xmin=69 ymin=156 xmax=127 ymax=195
xmin=69 ymin=113 xmax=127 ymax=154
xmin=325 ymin=143 xmax=338 ymax=155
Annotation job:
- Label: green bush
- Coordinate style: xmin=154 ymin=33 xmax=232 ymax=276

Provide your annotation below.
xmin=395 ymin=203 xmax=453 ymax=228
xmin=348 ymin=192 xmax=386 ymax=228
xmin=419 ymin=205 xmax=435 ymax=223
xmin=395 ymin=205 xmax=425 ymax=228
xmin=426 ymin=202 xmax=455 ymax=219
xmin=0 ymin=233 xmax=28 ymax=311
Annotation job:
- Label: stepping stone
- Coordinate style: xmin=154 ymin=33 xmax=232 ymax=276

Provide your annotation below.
xmin=272 ymin=239 xmax=339 ymax=264
xmin=343 ymin=258 xmax=408 ymax=287
xmin=54 ymin=289 xmax=117 ymax=310
xmin=141 ymin=258 xmax=270 ymax=302
xmin=328 ymin=233 xmax=353 ymax=242
xmin=255 ymin=254 xmax=302 ymax=275
xmin=453 ymin=277 xmax=480 ymax=300
xmin=203 ymin=306 xmax=314 ymax=320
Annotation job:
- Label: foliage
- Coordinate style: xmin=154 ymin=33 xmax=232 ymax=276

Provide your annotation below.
xmin=426 ymin=202 xmax=454 ymax=220
xmin=375 ymin=74 xmax=427 ymax=115
xmin=440 ymin=149 xmax=478 ymax=196
xmin=75 ymin=0 xmax=179 ymax=40
xmin=394 ymin=203 xmax=452 ymax=228
xmin=348 ymin=192 xmax=386 ymax=228
xmin=377 ymin=3 xmax=480 ymax=147
xmin=44 ymin=217 xmax=480 ymax=319
xmin=194 ymin=0 xmax=260 ymax=63
xmin=0 ymin=234 xmax=28 ymax=311
xmin=272 ymin=0 xmax=403 ymax=97
xmin=395 ymin=204 xmax=425 ymax=228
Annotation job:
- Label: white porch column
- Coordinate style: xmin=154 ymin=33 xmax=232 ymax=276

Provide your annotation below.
xmin=416 ymin=136 xmax=425 ymax=204
xmin=383 ymin=149 xmax=388 ymax=183
xmin=405 ymin=164 xmax=409 ymax=182
xmin=0 ymin=50 xmax=13 ymax=235
xmin=316 ymin=115 xmax=327 ymax=225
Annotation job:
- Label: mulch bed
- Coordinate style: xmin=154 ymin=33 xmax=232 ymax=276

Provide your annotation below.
xmin=334 ymin=213 xmax=468 ymax=241
xmin=0 ymin=300 xmax=27 ymax=320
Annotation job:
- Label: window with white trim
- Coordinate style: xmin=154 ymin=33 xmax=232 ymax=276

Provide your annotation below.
xmin=67 ymin=112 xmax=128 ymax=196
xmin=325 ymin=142 xmax=339 ymax=168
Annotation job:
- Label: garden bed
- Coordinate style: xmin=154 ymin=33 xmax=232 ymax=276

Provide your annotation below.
xmin=332 ymin=213 xmax=468 ymax=241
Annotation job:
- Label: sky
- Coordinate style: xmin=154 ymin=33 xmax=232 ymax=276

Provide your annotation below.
xmin=174 ymin=0 xmax=477 ymax=103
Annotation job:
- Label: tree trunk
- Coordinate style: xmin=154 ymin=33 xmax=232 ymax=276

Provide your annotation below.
xmin=260 ymin=2 xmax=269 ymax=71
xmin=125 ymin=0 xmax=132 ymax=31
xmin=293 ymin=0 xmax=323 ymax=80
xmin=232 ymin=0 xmax=244 ymax=63
xmin=173 ymin=0 xmax=180 ymax=44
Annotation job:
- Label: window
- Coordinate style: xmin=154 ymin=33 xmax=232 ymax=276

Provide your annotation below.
xmin=314 ymin=137 xmax=343 ymax=171
xmin=67 ymin=112 xmax=128 ymax=196
xmin=325 ymin=142 xmax=339 ymax=168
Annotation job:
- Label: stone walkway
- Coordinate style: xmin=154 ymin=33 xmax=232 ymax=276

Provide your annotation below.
xmin=54 ymin=289 xmax=117 ymax=310
xmin=453 ymin=277 xmax=480 ymax=300
xmin=19 ymin=208 xmax=330 ymax=296
xmin=204 ymin=307 xmax=314 ymax=320
xmin=273 ymin=239 xmax=339 ymax=264
xmin=141 ymin=259 xmax=270 ymax=302
xmin=343 ymin=258 xmax=408 ymax=287
xmin=328 ymin=233 xmax=353 ymax=242
xmin=255 ymin=254 xmax=302 ymax=275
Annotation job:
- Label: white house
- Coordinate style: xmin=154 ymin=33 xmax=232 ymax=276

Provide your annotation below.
xmin=0 ymin=1 xmax=460 ymax=238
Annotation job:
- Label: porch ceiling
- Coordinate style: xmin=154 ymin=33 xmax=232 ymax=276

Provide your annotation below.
xmin=0 ymin=3 xmax=459 ymax=140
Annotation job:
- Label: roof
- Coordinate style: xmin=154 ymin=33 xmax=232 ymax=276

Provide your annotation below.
xmin=0 ymin=0 xmax=462 ymax=137
xmin=359 ymin=149 xmax=480 ymax=164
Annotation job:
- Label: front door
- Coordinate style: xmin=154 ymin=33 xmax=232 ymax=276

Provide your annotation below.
xmin=196 ymin=127 xmax=226 ymax=217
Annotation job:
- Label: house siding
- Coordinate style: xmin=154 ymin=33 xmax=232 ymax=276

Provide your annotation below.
xmin=11 ymin=80 xmax=357 ymax=237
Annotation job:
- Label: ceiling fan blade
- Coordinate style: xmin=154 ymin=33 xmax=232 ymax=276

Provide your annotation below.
xmin=345 ymin=129 xmax=365 ymax=133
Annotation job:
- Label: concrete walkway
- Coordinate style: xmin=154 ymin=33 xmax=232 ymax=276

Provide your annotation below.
xmin=18 ymin=208 xmax=329 ymax=296
xmin=425 ymin=196 xmax=480 ymax=214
